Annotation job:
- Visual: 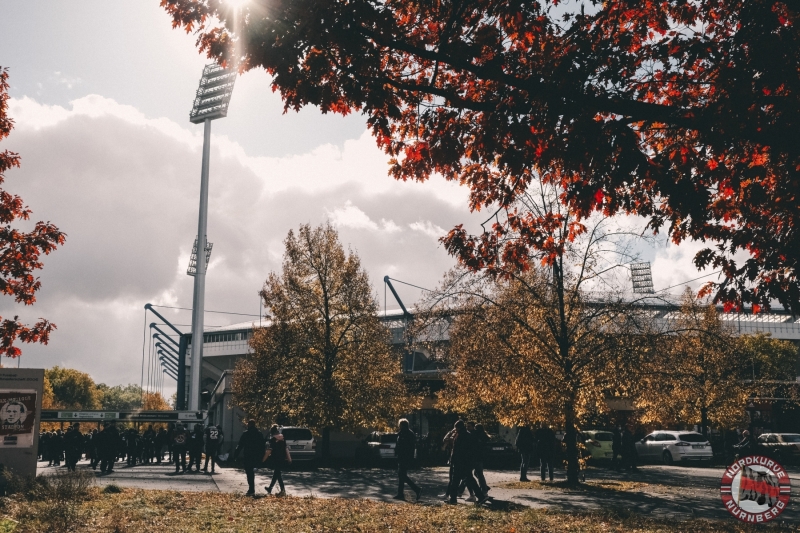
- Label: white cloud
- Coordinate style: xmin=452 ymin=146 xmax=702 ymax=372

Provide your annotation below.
xmin=2 ymin=94 xmax=476 ymax=389
xmin=409 ymin=220 xmax=446 ymax=239
xmin=327 ymin=201 xmax=379 ymax=230
xmin=327 ymin=201 xmax=402 ymax=233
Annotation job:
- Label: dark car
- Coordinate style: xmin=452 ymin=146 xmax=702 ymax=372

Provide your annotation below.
xmin=365 ymin=432 xmax=398 ymax=462
xmin=757 ymin=433 xmax=800 ymax=465
xmin=483 ymin=436 xmax=516 ymax=468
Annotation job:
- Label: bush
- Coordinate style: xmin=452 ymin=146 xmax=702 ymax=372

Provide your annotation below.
xmin=103 ymin=483 xmax=123 ymax=494
xmin=2 ymin=470 xmax=95 ymax=533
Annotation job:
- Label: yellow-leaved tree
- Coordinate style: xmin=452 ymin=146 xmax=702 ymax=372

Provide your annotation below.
xmin=417 ymin=184 xmax=655 ymax=485
xmin=233 ymin=223 xmax=415 ymax=460
xmin=636 ymin=291 xmax=747 ymax=434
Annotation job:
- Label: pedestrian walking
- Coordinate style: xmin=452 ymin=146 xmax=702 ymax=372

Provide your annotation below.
xmin=155 ymin=427 xmax=168 ymax=464
xmin=620 ymin=426 xmax=638 ymax=471
xmin=515 ymin=425 xmax=535 ymax=482
xmin=234 ymin=420 xmax=266 ymax=497
xmin=125 ymin=429 xmax=139 ymax=467
xmin=611 ymin=426 xmax=622 ymax=471
xmin=263 ymin=424 xmax=290 ymax=496
xmin=457 ymin=421 xmax=482 ymax=501
xmin=444 ymin=420 xmax=487 ymax=505
xmin=189 ymin=424 xmax=204 ymax=472
xmin=171 ymin=422 xmax=189 ymax=473
xmin=394 ymin=418 xmax=421 ymax=502
xmin=203 ymin=424 xmax=223 ymax=473
xmin=98 ymin=421 xmax=121 ymax=474
xmin=535 ymin=423 xmax=556 ymax=481
xmin=64 ymin=424 xmax=83 ymax=471
xmin=472 ymin=423 xmax=490 ymax=494
xmin=439 ymin=426 xmax=457 ymax=499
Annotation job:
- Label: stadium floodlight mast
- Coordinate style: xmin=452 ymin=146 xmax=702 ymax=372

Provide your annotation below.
xmin=187 ymin=63 xmax=236 ymax=411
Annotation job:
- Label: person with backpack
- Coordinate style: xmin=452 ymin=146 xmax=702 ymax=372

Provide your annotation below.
xmin=394 ymin=418 xmax=421 ymax=501
xmin=234 ymin=420 xmax=266 ymax=497
xmin=262 ymin=424 xmax=291 ymax=496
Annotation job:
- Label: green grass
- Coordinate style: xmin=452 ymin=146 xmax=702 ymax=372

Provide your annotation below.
xmin=0 ymin=487 xmax=786 ymax=532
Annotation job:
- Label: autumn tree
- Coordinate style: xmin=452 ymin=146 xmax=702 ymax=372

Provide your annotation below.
xmin=736 ymin=333 xmax=799 ymax=383
xmin=142 ymin=391 xmax=172 ymax=411
xmin=0 ymin=67 xmax=65 ymax=357
xmin=415 ymin=183 xmax=653 ymax=485
xmin=233 ymin=223 xmax=413 ymax=460
xmin=98 ymin=383 xmax=170 ymax=412
xmin=45 ymin=366 xmax=102 ymax=410
xmin=164 ymin=0 xmax=800 ymax=312
xmin=636 ymin=291 xmax=748 ymax=436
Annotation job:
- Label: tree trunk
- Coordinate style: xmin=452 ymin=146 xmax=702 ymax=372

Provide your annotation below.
xmin=564 ymin=402 xmax=579 ymax=486
xmin=321 ymin=426 xmax=331 ymax=464
xmin=701 ymin=407 xmax=709 ymax=438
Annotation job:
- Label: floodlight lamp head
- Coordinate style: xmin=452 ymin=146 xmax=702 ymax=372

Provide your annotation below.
xmin=189 ymin=63 xmax=237 ymax=124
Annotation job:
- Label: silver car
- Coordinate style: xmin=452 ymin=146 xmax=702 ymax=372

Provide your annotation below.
xmin=280 ymin=427 xmax=316 ymax=462
xmin=635 ymin=431 xmax=713 ymax=465
xmin=365 ymin=432 xmax=398 ymax=460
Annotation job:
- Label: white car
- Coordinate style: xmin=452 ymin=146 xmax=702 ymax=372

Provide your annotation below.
xmin=581 ymin=430 xmax=615 ymax=461
xmin=635 ymin=431 xmax=713 ymax=465
xmin=365 ymin=432 xmax=398 ymax=460
xmin=280 ymin=426 xmax=316 ymax=462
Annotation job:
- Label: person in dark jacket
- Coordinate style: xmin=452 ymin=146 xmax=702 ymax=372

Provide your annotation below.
xmin=620 ymin=427 xmax=638 ymax=471
xmin=472 ymin=423 xmax=490 ymax=494
xmin=515 ymin=425 xmax=535 ymax=482
xmin=234 ymin=420 xmax=266 ymax=496
xmin=52 ymin=429 xmax=64 ymax=466
xmin=155 ymin=428 xmax=168 ymax=464
xmin=611 ymin=426 xmax=622 ymax=472
xmin=143 ymin=425 xmax=157 ymax=464
xmin=445 ymin=420 xmax=487 ymax=505
xmin=394 ymin=418 xmax=421 ymax=501
xmin=98 ymin=421 xmax=121 ymax=474
xmin=203 ymin=424 xmax=224 ymax=473
xmin=171 ymin=422 xmax=189 ymax=473
xmin=733 ymin=430 xmax=758 ymax=457
xmin=189 ymin=424 xmax=205 ymax=472
xmin=125 ymin=428 xmax=139 ymax=467
xmin=535 ymin=423 xmax=556 ymax=481
xmin=263 ymin=424 xmax=290 ymax=496
xmin=64 ymin=424 xmax=83 ymax=471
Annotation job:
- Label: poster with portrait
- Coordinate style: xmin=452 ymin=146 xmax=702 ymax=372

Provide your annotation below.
xmin=0 ymin=390 xmax=37 ymax=448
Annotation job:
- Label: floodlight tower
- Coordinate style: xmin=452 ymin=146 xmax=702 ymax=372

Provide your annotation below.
xmin=187 ymin=63 xmax=236 ymax=411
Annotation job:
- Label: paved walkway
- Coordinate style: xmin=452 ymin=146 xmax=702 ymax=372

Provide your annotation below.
xmin=37 ymin=460 xmax=800 ymax=523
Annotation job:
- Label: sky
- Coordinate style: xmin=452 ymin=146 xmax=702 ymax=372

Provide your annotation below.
xmin=0 ymin=2 xmax=715 ymax=393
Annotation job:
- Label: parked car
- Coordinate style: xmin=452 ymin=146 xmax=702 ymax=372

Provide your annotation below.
xmin=280 ymin=426 xmax=316 ymax=462
xmin=483 ymin=436 xmax=516 ymax=468
xmin=757 ymin=433 xmax=800 ymax=465
xmin=580 ymin=430 xmax=615 ymax=462
xmin=365 ymin=432 xmax=398 ymax=461
xmin=635 ymin=431 xmax=713 ymax=465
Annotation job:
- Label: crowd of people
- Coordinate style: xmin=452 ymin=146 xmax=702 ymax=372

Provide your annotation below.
xmin=38 ymin=421 xmax=225 ymax=474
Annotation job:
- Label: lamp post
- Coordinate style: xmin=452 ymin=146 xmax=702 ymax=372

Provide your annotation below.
xmin=187 ymin=63 xmax=236 ymax=411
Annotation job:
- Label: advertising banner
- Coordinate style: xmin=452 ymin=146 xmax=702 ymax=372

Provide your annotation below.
xmin=0 ymin=390 xmax=37 ymax=448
